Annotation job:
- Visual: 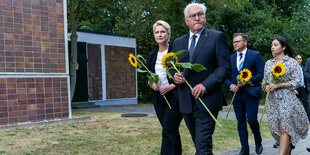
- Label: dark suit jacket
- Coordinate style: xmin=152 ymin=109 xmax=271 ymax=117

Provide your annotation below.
xmin=224 ymin=49 xmax=265 ymax=100
xmin=148 ymin=45 xmax=177 ymax=106
xmin=304 ymin=58 xmax=310 ymax=92
xmin=172 ymin=28 xmax=231 ymax=113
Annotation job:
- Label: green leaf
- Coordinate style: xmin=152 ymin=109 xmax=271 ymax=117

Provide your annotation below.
xmin=147 ymin=75 xmax=153 ymax=88
xmin=191 ymin=64 xmax=207 ymax=72
xmin=166 ymin=70 xmax=173 ymax=79
xmin=137 ymin=68 xmax=147 ymax=73
xmin=152 ymin=73 xmax=159 ymax=85
xmin=137 ymin=54 xmax=147 ymax=63
xmin=264 ymin=82 xmax=269 ymax=89
xmin=174 ymin=50 xmax=186 ymax=56
xmin=176 ymin=62 xmax=192 ymax=69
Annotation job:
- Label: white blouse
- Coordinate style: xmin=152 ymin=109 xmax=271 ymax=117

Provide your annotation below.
xmin=155 ymin=49 xmax=169 ymax=87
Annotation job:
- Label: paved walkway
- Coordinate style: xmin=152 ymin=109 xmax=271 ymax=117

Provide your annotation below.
xmin=83 ymin=105 xmax=310 ymax=155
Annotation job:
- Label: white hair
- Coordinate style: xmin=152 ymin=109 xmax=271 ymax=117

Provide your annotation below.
xmin=184 ymin=2 xmax=207 ymax=18
xmin=152 ymin=20 xmax=171 ymax=41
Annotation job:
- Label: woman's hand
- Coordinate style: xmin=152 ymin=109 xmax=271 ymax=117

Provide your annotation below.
xmin=152 ymin=83 xmax=159 ymax=91
xmin=265 ymin=83 xmax=281 ymax=93
xmin=159 ymin=84 xmax=175 ymax=95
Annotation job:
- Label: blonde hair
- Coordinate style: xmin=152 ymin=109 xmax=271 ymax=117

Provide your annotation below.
xmin=184 ymin=2 xmax=207 ymax=18
xmin=152 ymin=20 xmax=171 ymax=41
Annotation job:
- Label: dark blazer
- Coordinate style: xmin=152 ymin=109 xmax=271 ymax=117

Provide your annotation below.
xmin=172 ymin=28 xmax=231 ymax=113
xmin=148 ymin=45 xmax=177 ymax=105
xmin=224 ymin=49 xmax=265 ymax=100
xmin=304 ymin=58 xmax=310 ymax=92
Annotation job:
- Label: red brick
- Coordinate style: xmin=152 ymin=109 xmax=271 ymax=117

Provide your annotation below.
xmin=0 ymin=118 xmax=8 ymax=125
xmin=18 ymin=117 xmax=28 ymax=122
xmin=9 ymin=117 xmax=18 ymax=124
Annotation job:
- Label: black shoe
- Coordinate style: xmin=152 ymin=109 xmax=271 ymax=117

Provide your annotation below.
xmin=306 ymin=147 xmax=310 ymax=152
xmin=237 ymin=150 xmax=249 ymax=155
xmin=255 ymin=144 xmax=263 ymax=154
xmin=273 ymin=142 xmax=279 ymax=148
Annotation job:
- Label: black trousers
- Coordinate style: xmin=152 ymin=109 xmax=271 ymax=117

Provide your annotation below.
xmin=296 ymin=87 xmax=310 ymax=121
xmin=183 ymin=97 xmax=219 ymax=155
xmin=154 ymin=93 xmax=183 ymax=155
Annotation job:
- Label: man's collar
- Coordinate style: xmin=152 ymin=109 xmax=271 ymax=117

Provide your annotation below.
xmin=189 ymin=27 xmax=205 ymax=39
xmin=237 ymin=48 xmax=247 ymax=55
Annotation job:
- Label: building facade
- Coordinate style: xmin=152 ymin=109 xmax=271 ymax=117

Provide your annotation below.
xmin=0 ymin=0 xmax=70 ymax=125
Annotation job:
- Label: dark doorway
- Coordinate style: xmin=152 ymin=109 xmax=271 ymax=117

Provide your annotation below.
xmin=69 ymin=41 xmax=89 ymax=102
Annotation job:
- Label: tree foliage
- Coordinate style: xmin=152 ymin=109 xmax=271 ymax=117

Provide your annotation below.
xmin=68 ymin=0 xmax=310 ymax=102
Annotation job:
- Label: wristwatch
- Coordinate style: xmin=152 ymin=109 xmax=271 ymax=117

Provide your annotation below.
xmin=281 ymin=83 xmax=285 ymax=86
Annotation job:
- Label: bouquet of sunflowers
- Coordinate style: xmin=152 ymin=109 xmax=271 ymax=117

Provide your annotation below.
xmin=226 ymin=68 xmax=253 ymax=118
xmin=161 ymin=51 xmax=223 ymax=127
xmin=260 ymin=63 xmax=285 ymax=123
xmin=128 ymin=53 xmax=172 ymax=109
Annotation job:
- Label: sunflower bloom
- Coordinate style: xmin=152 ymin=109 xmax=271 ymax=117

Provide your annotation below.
xmin=128 ymin=53 xmax=138 ymax=67
xmin=260 ymin=63 xmax=286 ymax=123
xmin=226 ymin=68 xmax=253 ymax=119
xmin=239 ymin=69 xmax=252 ymax=82
xmin=161 ymin=52 xmax=178 ymax=70
xmin=272 ymin=63 xmax=285 ymax=77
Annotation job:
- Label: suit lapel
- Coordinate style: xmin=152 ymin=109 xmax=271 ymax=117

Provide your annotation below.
xmin=177 ymin=33 xmax=190 ymax=62
xmin=150 ymin=51 xmax=158 ymax=72
xmin=191 ymin=28 xmax=209 ymax=63
xmin=242 ymin=49 xmax=250 ymax=70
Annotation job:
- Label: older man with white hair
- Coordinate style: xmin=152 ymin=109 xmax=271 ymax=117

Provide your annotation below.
xmin=173 ymin=2 xmax=231 ymax=154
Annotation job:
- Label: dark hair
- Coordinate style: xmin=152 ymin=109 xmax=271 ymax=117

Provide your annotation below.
xmin=274 ymin=36 xmax=297 ymax=58
xmin=233 ymin=33 xmax=248 ymax=42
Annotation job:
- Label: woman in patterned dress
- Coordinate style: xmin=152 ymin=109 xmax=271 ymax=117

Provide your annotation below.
xmin=262 ymin=36 xmax=309 ymax=155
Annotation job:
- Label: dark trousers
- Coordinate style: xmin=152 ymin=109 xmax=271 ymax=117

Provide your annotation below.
xmin=296 ymin=87 xmax=310 ymax=121
xmin=183 ymin=98 xmax=219 ymax=155
xmin=154 ymin=94 xmax=183 ymax=155
xmin=233 ymin=90 xmax=262 ymax=152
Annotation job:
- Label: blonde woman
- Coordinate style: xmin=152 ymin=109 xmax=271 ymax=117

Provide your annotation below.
xmin=147 ymin=20 xmax=183 ymax=155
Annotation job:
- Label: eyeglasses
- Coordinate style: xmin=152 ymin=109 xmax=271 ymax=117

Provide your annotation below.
xmin=187 ymin=12 xmax=205 ymax=20
xmin=233 ymin=40 xmax=244 ymax=44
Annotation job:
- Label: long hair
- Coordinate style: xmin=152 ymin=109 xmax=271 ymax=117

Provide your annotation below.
xmin=274 ymin=36 xmax=297 ymax=58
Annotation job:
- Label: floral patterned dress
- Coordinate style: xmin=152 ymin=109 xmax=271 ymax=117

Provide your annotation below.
xmin=262 ymin=55 xmax=309 ymax=145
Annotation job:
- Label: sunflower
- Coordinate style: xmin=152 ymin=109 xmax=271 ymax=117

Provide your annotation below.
xmin=128 ymin=53 xmax=138 ymax=67
xmin=161 ymin=52 xmax=178 ymax=70
xmin=272 ymin=63 xmax=285 ymax=77
xmin=239 ymin=68 xmax=252 ymax=82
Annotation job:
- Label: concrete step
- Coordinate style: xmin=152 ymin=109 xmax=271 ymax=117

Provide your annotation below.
xmin=71 ymin=101 xmax=100 ymax=109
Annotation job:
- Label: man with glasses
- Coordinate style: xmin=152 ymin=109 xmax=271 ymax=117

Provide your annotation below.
xmin=224 ymin=33 xmax=265 ymax=155
xmin=173 ymin=2 xmax=231 ymax=154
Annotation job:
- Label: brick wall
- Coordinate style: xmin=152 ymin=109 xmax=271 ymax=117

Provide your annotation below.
xmin=0 ymin=0 xmax=69 ymax=125
xmin=88 ymin=44 xmax=102 ymax=100
xmin=105 ymin=45 xmax=136 ymax=99
xmin=0 ymin=0 xmax=66 ymax=73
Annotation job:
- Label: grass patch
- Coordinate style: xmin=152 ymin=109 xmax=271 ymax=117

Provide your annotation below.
xmin=0 ymin=109 xmax=271 ymax=154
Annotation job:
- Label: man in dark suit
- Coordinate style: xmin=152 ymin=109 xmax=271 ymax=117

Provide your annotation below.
xmin=295 ymin=55 xmax=310 ymax=121
xmin=173 ymin=2 xmax=231 ymax=154
xmin=224 ymin=33 xmax=264 ymax=155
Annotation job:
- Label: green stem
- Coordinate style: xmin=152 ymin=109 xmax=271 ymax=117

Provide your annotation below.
xmin=163 ymin=95 xmax=172 ymax=109
xmin=171 ymin=62 xmax=222 ymax=128
xmin=137 ymin=58 xmax=153 ymax=76
xmin=137 ymin=58 xmax=172 ymax=109
xmin=260 ymin=92 xmax=270 ymax=123
xmin=226 ymin=92 xmax=237 ymax=119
